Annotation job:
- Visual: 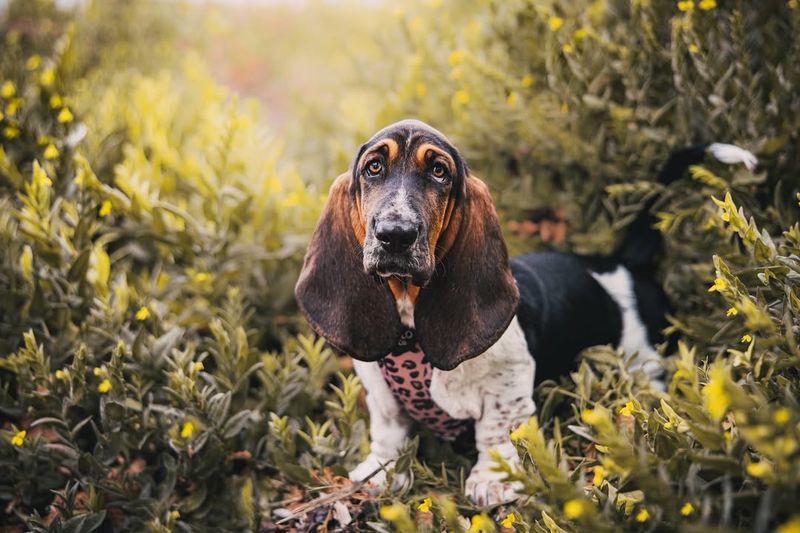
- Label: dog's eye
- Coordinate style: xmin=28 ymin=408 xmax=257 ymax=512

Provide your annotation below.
xmin=431 ymin=163 xmax=448 ymax=182
xmin=365 ymin=160 xmax=383 ymax=177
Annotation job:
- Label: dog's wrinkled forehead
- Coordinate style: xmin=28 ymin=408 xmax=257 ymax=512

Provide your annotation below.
xmin=353 ymin=119 xmax=465 ymax=184
xmin=367 ymin=119 xmax=452 ymax=146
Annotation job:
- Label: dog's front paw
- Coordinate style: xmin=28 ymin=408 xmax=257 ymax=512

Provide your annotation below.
xmin=465 ymin=460 xmax=521 ymax=507
xmin=348 ymin=453 xmax=408 ymax=493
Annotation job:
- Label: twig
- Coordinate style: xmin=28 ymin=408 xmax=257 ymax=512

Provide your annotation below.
xmin=274 ymin=463 xmax=387 ymax=526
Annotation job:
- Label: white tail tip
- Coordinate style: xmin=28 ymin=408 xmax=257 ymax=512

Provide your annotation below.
xmin=64 ymin=123 xmax=88 ymax=149
xmin=707 ymin=143 xmax=758 ymax=171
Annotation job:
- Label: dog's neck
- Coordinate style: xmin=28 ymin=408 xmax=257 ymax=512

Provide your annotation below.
xmin=387 ymin=278 xmax=420 ymax=329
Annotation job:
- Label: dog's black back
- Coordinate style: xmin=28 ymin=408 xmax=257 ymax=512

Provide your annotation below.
xmin=512 ymin=252 xmax=626 ymax=382
xmin=510 ymin=145 xmax=712 ymax=382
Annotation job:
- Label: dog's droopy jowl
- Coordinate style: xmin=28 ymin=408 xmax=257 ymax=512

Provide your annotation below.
xmin=294 ymin=119 xmax=757 ymax=505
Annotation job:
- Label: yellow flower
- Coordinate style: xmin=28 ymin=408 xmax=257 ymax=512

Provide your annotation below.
xmin=415 ymin=82 xmax=427 ymax=98
xmin=548 ymin=16 xmax=564 ymax=31
xmin=169 ymin=510 xmax=181 ymax=521
xmin=501 ymin=513 xmax=516 ymax=528
xmin=677 ymin=0 xmax=695 ymax=11
xmin=97 ymin=379 xmax=112 ymax=393
xmin=635 ymin=509 xmax=650 ymax=522
xmin=0 ymin=110 xmax=3 ymax=121
xmin=40 ymin=68 xmax=55 ymax=87
xmin=4 ymin=126 xmax=20 ymax=139
xmin=49 ymin=94 xmax=62 ymax=108
xmin=521 ymin=74 xmax=535 ymax=88
xmin=57 ymin=107 xmax=74 ymax=123
xmin=26 ymin=55 xmax=41 ymax=70
xmin=55 ymin=369 xmax=66 ymax=381
xmin=192 ymin=271 xmax=211 ymax=284
xmin=680 ymin=502 xmax=694 ymax=516
xmin=180 ymin=421 xmax=195 ymax=439
xmin=581 ymin=408 xmax=602 ymax=425
xmin=193 ymin=361 xmax=205 ymax=372
xmin=1 ymin=81 xmax=15 ymax=98
xmin=506 ymin=92 xmax=519 ymax=106
xmin=592 ymin=465 xmax=604 ymax=486
xmin=664 ymin=420 xmax=674 ymax=429
xmin=707 ymin=277 xmax=727 ymax=292
xmin=741 ymin=334 xmax=753 ymax=343
xmin=468 ymin=513 xmax=495 ymax=532
xmin=726 ymin=307 xmax=738 ymax=317
xmin=11 ymin=429 xmax=26 ymax=446
xmin=790 ymin=0 xmax=798 ymax=9
xmin=777 ymin=516 xmax=800 ymax=533
xmin=689 ymin=43 xmax=700 ymax=54
xmin=721 ymin=211 xmax=730 ymax=221
xmin=43 ymin=144 xmax=59 ymax=160
xmin=774 ymin=407 xmax=791 ymax=425
xmin=563 ymin=499 xmax=585 ymax=519
xmin=99 ymin=200 xmax=112 ymax=217
xmin=619 ymin=401 xmax=635 ymax=417
xmin=562 ymin=43 xmax=575 ymax=54
xmin=453 ymin=90 xmax=470 ymax=105
xmin=747 ymin=461 xmax=770 ymax=478
xmin=379 ymin=503 xmax=404 ymax=521
xmin=702 ymin=364 xmax=730 ymax=421
xmin=574 ymin=28 xmax=589 ymax=40
xmin=135 ymin=306 xmax=151 ymax=321
xmin=93 ymin=367 xmax=103 ymax=377
xmin=6 ymin=99 xmax=21 ymax=116
xmin=448 ymin=49 xmax=464 ymax=66
xmin=699 ymin=0 xmax=716 ymax=9
xmin=417 ymin=497 xmax=432 ymax=513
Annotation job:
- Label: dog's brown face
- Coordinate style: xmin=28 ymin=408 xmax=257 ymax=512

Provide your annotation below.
xmin=295 ymin=119 xmax=519 ymax=370
xmin=351 ymin=120 xmax=465 ymax=286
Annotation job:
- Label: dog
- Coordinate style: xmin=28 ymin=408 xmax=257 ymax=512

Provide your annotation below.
xmin=294 ymin=119 xmax=757 ymax=505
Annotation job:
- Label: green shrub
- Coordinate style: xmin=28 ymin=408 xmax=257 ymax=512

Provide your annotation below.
xmin=361 ymin=1 xmax=800 ymax=531
xmin=0 ymin=3 xmax=350 ymax=530
xmin=1 ymin=0 xmax=799 ymax=531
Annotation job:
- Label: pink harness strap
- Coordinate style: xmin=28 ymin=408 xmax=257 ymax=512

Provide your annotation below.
xmin=378 ymin=339 xmax=470 ymax=440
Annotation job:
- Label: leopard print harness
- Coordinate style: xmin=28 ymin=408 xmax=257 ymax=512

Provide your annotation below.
xmin=377 ymin=328 xmax=471 ymax=440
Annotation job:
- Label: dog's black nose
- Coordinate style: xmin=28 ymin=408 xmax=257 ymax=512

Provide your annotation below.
xmin=376 ymin=221 xmax=418 ymax=253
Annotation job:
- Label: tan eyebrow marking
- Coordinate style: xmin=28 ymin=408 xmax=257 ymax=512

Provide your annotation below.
xmin=359 ymin=138 xmax=399 ymax=169
xmin=414 ymin=142 xmax=456 ymax=174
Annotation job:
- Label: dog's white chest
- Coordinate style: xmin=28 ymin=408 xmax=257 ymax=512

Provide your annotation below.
xmin=430 ymin=316 xmax=534 ymax=420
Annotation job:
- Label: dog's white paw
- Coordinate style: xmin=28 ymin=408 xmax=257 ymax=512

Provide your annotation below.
xmin=465 ymin=461 xmax=522 ymax=507
xmin=348 ymin=453 xmax=408 ymax=493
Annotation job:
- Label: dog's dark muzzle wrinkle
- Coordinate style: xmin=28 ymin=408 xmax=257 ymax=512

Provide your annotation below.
xmin=364 ymin=203 xmax=430 ymax=283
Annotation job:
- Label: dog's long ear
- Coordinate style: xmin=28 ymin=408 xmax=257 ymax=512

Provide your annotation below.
xmin=295 ymin=174 xmax=402 ymax=360
xmin=415 ymin=175 xmax=519 ymax=370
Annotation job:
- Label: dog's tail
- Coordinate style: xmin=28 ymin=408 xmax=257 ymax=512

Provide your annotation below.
xmin=614 ymin=143 xmax=758 ymax=269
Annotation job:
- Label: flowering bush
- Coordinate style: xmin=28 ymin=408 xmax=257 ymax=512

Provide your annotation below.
xmin=0 ymin=0 xmax=799 ymax=531
xmin=0 ymin=2 xmax=341 ymax=530
xmin=365 ymin=1 xmax=800 ymax=531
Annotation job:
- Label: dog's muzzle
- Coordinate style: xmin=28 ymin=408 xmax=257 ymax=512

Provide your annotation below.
xmin=375 ymin=219 xmax=419 ymax=254
xmin=364 ymin=216 xmax=431 ymax=284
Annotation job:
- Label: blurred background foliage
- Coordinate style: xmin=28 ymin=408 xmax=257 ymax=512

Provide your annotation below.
xmin=0 ymin=0 xmax=798 ymax=531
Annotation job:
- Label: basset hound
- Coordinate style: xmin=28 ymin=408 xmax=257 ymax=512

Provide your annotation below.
xmin=294 ymin=119 xmax=757 ymax=505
